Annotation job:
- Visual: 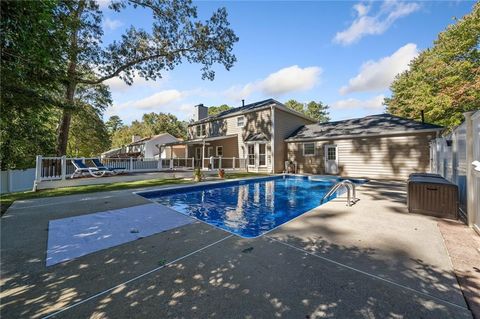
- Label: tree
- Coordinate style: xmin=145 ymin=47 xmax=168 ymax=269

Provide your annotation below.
xmin=106 ymin=115 xmax=124 ymax=135
xmin=284 ymin=99 xmax=330 ymax=122
xmin=208 ymin=104 xmax=232 ymax=116
xmin=284 ymin=99 xmax=304 ymax=113
xmin=110 ymin=112 xmax=187 ymax=148
xmin=54 ymin=0 xmax=238 ymax=155
xmin=1 ymin=0 xmax=67 ymax=169
xmin=68 ymin=105 xmax=111 ymax=157
xmin=305 ymin=101 xmax=330 ymax=122
xmin=385 ymin=2 xmax=480 ymax=129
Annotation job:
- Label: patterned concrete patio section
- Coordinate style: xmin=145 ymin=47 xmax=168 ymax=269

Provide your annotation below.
xmin=0 ymin=179 xmax=473 ymax=318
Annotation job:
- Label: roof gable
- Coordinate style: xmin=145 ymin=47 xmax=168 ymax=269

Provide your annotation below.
xmin=287 ymin=114 xmax=443 ymax=141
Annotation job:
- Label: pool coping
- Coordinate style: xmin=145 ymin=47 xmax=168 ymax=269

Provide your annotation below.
xmin=133 ymin=174 xmax=363 ymax=239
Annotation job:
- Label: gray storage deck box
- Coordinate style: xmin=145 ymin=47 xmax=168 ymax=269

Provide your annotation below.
xmin=407 ymin=174 xmax=458 ymax=219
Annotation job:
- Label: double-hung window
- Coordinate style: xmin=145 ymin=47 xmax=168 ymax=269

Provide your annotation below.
xmin=248 ymin=144 xmax=255 ymax=166
xmin=237 ymin=116 xmax=245 ymax=127
xmin=303 ymin=142 xmax=315 ymax=156
xmin=196 ymin=124 xmax=206 ymax=137
xmin=259 ymin=144 xmax=266 ymax=166
xmin=216 ymin=146 xmax=223 ymax=157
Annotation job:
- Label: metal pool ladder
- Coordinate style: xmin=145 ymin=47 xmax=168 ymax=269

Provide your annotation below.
xmin=321 ymin=180 xmax=358 ymax=207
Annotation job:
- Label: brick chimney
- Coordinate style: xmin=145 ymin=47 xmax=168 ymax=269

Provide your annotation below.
xmin=193 ymin=103 xmax=208 ymax=121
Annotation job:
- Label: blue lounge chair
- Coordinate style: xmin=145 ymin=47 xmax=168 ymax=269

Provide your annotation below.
xmin=71 ymin=159 xmax=107 ymax=178
xmin=92 ymin=158 xmax=126 ymax=175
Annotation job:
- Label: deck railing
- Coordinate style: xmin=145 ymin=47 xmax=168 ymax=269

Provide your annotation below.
xmin=35 ymin=155 xmax=246 ymax=182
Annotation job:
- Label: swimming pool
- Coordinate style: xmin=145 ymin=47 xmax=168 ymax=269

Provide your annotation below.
xmin=138 ymin=175 xmax=363 ymax=238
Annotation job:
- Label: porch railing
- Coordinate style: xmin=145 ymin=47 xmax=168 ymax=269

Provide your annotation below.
xmin=200 ymin=157 xmax=247 ymax=170
xmin=35 ymin=155 xmax=246 ymax=182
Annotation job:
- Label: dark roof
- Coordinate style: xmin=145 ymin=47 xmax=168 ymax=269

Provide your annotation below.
xmin=244 ymin=132 xmax=269 ymax=142
xmin=189 ymin=99 xmax=277 ymax=125
xmin=286 ymin=114 xmax=443 ymax=140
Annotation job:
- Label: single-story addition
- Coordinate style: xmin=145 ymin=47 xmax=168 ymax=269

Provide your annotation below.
xmin=285 ymin=114 xmax=444 ymax=180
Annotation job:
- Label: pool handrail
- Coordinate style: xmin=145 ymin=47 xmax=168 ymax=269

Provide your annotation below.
xmin=321 ymin=180 xmax=357 ymax=206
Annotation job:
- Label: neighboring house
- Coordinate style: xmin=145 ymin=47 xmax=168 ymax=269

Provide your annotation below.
xmin=285 ymin=114 xmax=443 ymax=180
xmin=102 ymin=133 xmax=183 ymax=159
xmin=160 ymin=99 xmax=316 ymax=173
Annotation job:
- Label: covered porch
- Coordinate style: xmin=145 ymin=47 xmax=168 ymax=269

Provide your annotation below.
xmin=159 ymin=135 xmax=246 ymax=171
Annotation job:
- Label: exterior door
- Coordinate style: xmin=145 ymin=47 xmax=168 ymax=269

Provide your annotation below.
xmin=324 ymin=145 xmax=338 ymax=174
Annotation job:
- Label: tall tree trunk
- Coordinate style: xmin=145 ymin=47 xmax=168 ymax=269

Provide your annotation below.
xmin=55 ymin=1 xmax=83 ymax=155
xmin=55 ymin=81 xmax=76 ymax=155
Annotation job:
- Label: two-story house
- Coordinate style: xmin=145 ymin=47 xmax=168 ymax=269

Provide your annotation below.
xmin=160 ymin=99 xmax=315 ymax=173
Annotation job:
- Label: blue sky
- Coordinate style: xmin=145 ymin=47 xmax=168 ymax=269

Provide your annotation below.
xmin=99 ymin=0 xmax=475 ymax=124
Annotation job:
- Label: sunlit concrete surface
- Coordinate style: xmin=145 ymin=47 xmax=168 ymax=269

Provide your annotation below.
xmin=0 ymin=180 xmax=472 ymax=318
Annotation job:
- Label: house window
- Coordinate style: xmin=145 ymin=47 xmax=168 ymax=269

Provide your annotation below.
xmin=303 ymin=143 xmax=315 ymax=156
xmin=216 ymin=146 xmax=223 ymax=157
xmin=196 ymin=124 xmax=206 ymax=137
xmin=237 ymin=116 xmax=245 ymax=127
xmin=207 ymin=146 xmax=213 ymax=157
xmin=248 ymin=144 xmax=255 ymax=166
xmin=259 ymin=144 xmax=266 ymax=166
xmin=327 ymin=146 xmax=336 ymax=160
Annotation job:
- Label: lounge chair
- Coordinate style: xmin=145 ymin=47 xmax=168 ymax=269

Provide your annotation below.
xmin=92 ymin=158 xmax=126 ymax=175
xmin=71 ymin=159 xmax=108 ymax=178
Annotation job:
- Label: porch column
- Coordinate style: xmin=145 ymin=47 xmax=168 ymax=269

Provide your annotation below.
xmin=202 ymin=141 xmax=206 ymax=170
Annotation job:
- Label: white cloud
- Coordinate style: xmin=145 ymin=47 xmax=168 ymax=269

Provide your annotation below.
xmin=105 ymin=75 xmax=168 ymax=93
xmin=334 ymin=1 xmax=420 ymax=45
xmin=114 ymin=89 xmax=184 ymax=111
xmin=103 ymin=17 xmax=123 ymax=31
xmin=332 ymin=95 xmax=386 ymax=110
xmin=340 ymin=43 xmax=418 ymax=94
xmin=226 ymin=65 xmax=322 ymax=100
xmin=97 ymin=0 xmax=111 ymax=9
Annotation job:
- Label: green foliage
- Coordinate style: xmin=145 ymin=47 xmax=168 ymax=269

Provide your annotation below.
xmin=305 ymin=101 xmax=330 ymax=122
xmin=54 ymin=0 xmax=238 ymax=154
xmin=208 ymin=104 xmax=232 ymax=116
xmin=111 ymin=113 xmax=187 ymax=148
xmin=385 ymin=2 xmax=480 ymax=129
xmin=284 ymin=99 xmax=330 ymax=123
xmin=284 ymin=100 xmax=305 ymax=113
xmin=67 ymin=105 xmax=111 ymax=157
xmin=0 ymin=0 xmax=66 ymax=169
xmin=105 ymin=116 xmax=124 ymax=135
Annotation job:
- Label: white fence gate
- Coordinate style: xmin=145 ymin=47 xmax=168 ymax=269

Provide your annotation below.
xmin=430 ymin=110 xmax=480 ymax=234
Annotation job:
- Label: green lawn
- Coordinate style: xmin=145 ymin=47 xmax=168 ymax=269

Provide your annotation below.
xmin=0 ymin=172 xmax=268 ymax=214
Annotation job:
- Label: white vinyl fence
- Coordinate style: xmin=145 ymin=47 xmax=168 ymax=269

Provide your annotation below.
xmin=0 ymin=168 xmax=36 ymax=194
xmin=430 ymin=110 xmax=480 ymax=233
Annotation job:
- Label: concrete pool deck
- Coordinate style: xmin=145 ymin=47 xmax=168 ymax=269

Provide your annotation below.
xmin=0 ymin=179 xmax=474 ymax=318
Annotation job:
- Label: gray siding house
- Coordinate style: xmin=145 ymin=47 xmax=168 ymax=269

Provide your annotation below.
xmin=161 ymin=99 xmax=315 ymax=173
xmin=159 ymin=99 xmax=443 ymax=179
xmin=285 ymin=114 xmax=443 ymax=180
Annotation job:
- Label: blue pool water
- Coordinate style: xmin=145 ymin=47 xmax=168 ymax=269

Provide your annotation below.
xmin=138 ymin=175 xmax=363 ymax=238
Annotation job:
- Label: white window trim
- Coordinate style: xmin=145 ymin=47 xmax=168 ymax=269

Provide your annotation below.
xmin=237 ymin=116 xmax=245 ymax=127
xmin=303 ymin=142 xmax=316 ymax=157
xmin=258 ymin=143 xmax=267 ymax=167
xmin=216 ymin=146 xmax=223 ymax=157
xmin=196 ymin=124 xmax=206 ymax=137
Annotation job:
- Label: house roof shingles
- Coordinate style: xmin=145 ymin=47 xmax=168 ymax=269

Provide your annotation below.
xmin=189 ymin=98 xmax=277 ymax=125
xmin=286 ymin=114 xmax=443 ymax=141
